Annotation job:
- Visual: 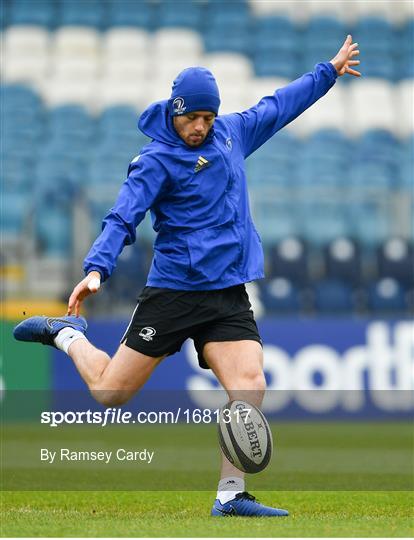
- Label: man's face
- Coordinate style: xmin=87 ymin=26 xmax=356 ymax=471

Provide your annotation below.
xmin=173 ymin=111 xmax=215 ymax=147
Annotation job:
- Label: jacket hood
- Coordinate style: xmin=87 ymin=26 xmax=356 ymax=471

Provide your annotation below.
xmin=138 ymin=100 xmax=214 ymax=148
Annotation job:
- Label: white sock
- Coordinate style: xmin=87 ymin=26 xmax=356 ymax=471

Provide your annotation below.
xmin=54 ymin=327 xmax=86 ymax=355
xmin=217 ymin=476 xmax=245 ymax=505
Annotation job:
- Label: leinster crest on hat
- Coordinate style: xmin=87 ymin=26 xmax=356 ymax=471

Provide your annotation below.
xmin=173 ymin=97 xmax=186 ymax=115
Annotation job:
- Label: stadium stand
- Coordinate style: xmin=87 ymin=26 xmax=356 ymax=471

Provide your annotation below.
xmin=1 ymin=0 xmax=412 ymax=314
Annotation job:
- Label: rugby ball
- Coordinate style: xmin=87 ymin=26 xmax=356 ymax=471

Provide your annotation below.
xmin=218 ymin=400 xmax=273 ymax=473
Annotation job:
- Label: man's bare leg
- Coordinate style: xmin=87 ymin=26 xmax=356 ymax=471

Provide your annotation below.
xmin=67 ymin=339 xmax=166 ymax=406
xmin=202 ymin=340 xmax=265 ymax=490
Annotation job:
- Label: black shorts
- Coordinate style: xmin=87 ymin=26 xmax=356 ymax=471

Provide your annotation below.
xmin=120 ymin=284 xmax=262 ymax=369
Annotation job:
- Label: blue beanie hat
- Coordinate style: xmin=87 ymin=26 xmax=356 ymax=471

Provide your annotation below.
xmin=168 ymin=67 xmax=220 ymax=117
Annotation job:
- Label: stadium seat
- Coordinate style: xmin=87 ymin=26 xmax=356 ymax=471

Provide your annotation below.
xmin=359 ymin=50 xmax=395 ymax=80
xmin=42 ymin=77 xmax=97 ymax=110
xmin=98 ymin=79 xmax=148 ymax=111
xmin=299 ymin=201 xmax=349 ymax=246
xmin=9 ymin=0 xmax=56 ymax=27
xmin=251 ymin=193 xmax=298 ymax=245
xmin=4 ymin=25 xmax=50 ymax=57
xmin=259 ymin=277 xmax=301 ymax=314
xmin=1 ymin=191 xmax=31 ymax=238
xmin=396 ymin=80 xmax=414 ymax=137
xmin=353 ymin=16 xmax=395 ymax=53
xmin=324 ymin=237 xmax=362 ymax=285
xmin=301 ymin=0 xmax=346 ymax=21
xmin=367 ymin=277 xmax=407 ymax=313
xmin=35 ymin=207 xmax=72 ymax=257
xmin=152 ymin=28 xmax=204 ymax=59
xmin=107 ymin=0 xmax=155 ymax=29
xmin=313 ymin=279 xmax=355 ymax=313
xmin=249 ymin=0 xmax=298 ymax=19
xmin=53 ymin=27 xmax=101 ymax=59
xmin=346 ymin=1 xmax=395 ymax=23
xmin=398 ymin=18 xmax=414 ymax=79
xmin=103 ymin=28 xmax=150 ymax=58
xmin=254 ymin=50 xmax=300 ymax=79
xmin=60 ymin=0 xmax=105 ymax=28
xmin=204 ymin=25 xmax=251 ymax=56
xmin=303 ymin=16 xmax=347 ymax=50
xmin=347 ymin=79 xmax=396 ymax=136
xmin=349 ymin=200 xmax=392 ymax=247
xmin=268 ymin=236 xmax=309 ymax=284
xmin=377 ymin=237 xmax=414 ymax=287
xmin=254 ymin=15 xmax=298 ymax=54
xmin=290 ymin=84 xmax=347 ymax=136
xmin=157 ymin=1 xmax=203 ymax=30
xmin=49 ymin=105 xmax=95 ymax=138
xmin=207 ymin=0 xmax=251 ymax=26
xmin=51 ymin=56 xmax=100 ymax=81
xmin=2 ymin=54 xmax=49 ymax=86
xmin=249 ymin=77 xmax=290 ymax=104
xmin=203 ymin=53 xmax=253 ymax=82
xmin=1 ymin=83 xmax=43 ymax=110
xmin=99 ymin=105 xmax=139 ymax=132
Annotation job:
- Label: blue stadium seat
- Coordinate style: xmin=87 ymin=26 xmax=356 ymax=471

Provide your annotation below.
xmin=349 ymin=200 xmax=391 ymax=248
xmin=100 ymin=106 xmax=139 ymax=133
xmin=3 ymin=111 xmax=44 ymax=147
xmin=398 ymin=19 xmax=414 ymax=78
xmin=204 ymin=25 xmax=251 ymax=56
xmin=252 ymin=195 xmax=298 ymax=245
xmin=304 ymin=16 xmax=347 ymax=49
xmin=1 ymin=83 xmax=43 ymax=111
xmin=254 ymin=50 xmax=300 ymax=79
xmin=249 ymin=131 xmax=300 ymax=170
xmin=88 ymin=153 xmax=128 ymax=188
xmin=158 ymin=1 xmax=203 ymax=30
xmin=357 ymin=129 xmax=400 ymax=167
xmin=259 ymin=278 xmax=301 ymax=314
xmin=1 ymin=150 xmax=36 ymax=191
xmin=254 ymin=16 xmax=298 ymax=54
xmin=348 ymin=162 xmax=393 ymax=193
xmin=299 ymin=201 xmax=349 ymax=246
xmin=367 ymin=278 xmax=407 ymax=313
xmin=359 ymin=50 xmax=395 ymax=80
xmin=324 ymin=237 xmax=361 ymax=285
xmin=268 ymin=236 xmax=309 ymax=284
xmin=49 ymin=105 xmax=95 ymax=139
xmin=377 ymin=238 xmax=414 ymax=288
xmin=108 ymin=0 xmax=154 ymax=29
xmin=248 ymin=162 xmax=294 ymax=190
xmin=60 ymin=0 xmax=105 ymax=28
xmin=313 ymin=279 xmax=355 ymax=313
xmin=0 ymin=0 xmax=8 ymax=28
xmin=399 ymin=135 xmax=413 ymax=189
xmin=353 ymin=17 xmax=395 ymax=54
xmin=35 ymin=207 xmax=72 ymax=257
xmin=35 ymin=153 xmax=84 ymax=199
xmin=206 ymin=0 xmax=251 ymax=27
xmin=1 ymin=191 xmax=31 ymax=237
xmin=9 ymin=0 xmax=56 ymax=27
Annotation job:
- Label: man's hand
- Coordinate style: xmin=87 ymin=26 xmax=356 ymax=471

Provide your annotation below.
xmin=67 ymin=271 xmax=101 ymax=317
xmin=330 ymin=35 xmax=361 ymax=77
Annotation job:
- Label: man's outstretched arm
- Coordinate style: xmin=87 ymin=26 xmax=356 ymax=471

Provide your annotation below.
xmin=231 ymin=35 xmax=360 ymax=157
xmin=67 ymin=155 xmax=168 ymax=316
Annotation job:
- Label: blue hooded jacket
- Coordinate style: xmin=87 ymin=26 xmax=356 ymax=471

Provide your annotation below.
xmin=84 ymin=62 xmax=337 ymax=290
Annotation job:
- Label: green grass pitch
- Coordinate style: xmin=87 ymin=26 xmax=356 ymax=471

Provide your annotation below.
xmin=2 ymin=421 xmax=413 ymax=536
xmin=2 ymin=490 xmax=413 ymax=537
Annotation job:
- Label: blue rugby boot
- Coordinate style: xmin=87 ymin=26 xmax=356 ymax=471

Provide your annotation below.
xmin=13 ymin=316 xmax=87 ymax=348
xmin=211 ymin=492 xmax=289 ymax=517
